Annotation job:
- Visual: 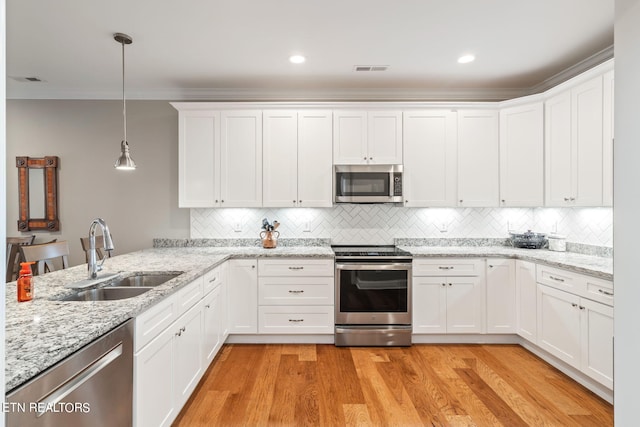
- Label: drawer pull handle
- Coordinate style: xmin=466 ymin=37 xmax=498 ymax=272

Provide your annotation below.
xmin=289 ymin=319 xmax=304 ymax=323
xmin=549 ymin=275 xmax=565 ymax=282
xmin=209 ymin=277 xmax=217 ymax=283
xmin=579 ymin=306 xmax=585 ymax=310
xmin=571 ymin=303 xmax=578 ymax=308
xmin=288 ymin=266 xmax=304 ymax=270
xmin=598 ymin=289 xmax=614 ymax=296
xmin=288 ymin=290 xmax=304 ymax=294
xmin=438 ymin=266 xmax=454 ymax=270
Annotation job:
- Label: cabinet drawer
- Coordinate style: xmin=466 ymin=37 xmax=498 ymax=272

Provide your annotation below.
xmin=176 ymin=276 xmax=204 ymax=316
xmin=536 ymin=264 xmax=582 ymax=294
xmin=258 ymin=258 xmax=334 ymax=277
xmin=584 ymin=276 xmax=614 ymax=306
xmin=413 ymin=258 xmax=483 ymax=276
xmin=135 ymin=294 xmax=179 ymax=351
xmin=203 ymin=266 xmax=222 ymax=295
xmin=259 ymin=277 xmax=334 ymax=305
xmin=258 ymin=306 xmax=334 ymax=334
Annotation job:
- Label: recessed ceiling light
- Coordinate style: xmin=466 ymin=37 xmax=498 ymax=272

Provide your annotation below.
xmin=457 ymin=54 xmax=475 ymax=64
xmin=289 ymin=55 xmax=306 ymax=64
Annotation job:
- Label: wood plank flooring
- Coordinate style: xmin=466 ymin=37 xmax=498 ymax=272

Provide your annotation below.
xmin=173 ymin=344 xmax=613 ymax=426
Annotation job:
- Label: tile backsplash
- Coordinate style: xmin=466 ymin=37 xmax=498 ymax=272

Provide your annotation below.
xmin=191 ymin=206 xmax=612 ymax=247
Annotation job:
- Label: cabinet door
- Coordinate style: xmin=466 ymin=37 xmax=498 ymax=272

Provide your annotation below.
xmin=446 ymin=277 xmax=484 ymax=333
xmin=174 ymin=302 xmax=204 ymax=409
xmin=545 ymin=91 xmax=573 ymax=206
xmin=219 ymin=262 xmax=229 ymax=339
xmin=298 ymin=110 xmax=333 ymax=207
xmin=178 ymin=111 xmax=221 ymax=207
xmin=227 ymin=259 xmax=258 ymax=333
xmin=412 ymin=276 xmax=447 ymax=333
xmin=403 ymin=110 xmax=457 ymax=207
xmin=602 ymin=70 xmax=614 ymax=206
xmin=333 ymin=110 xmax=367 ymax=164
xmin=515 ymin=260 xmax=537 ymax=343
xmin=134 ymin=325 xmax=175 ymax=427
xmin=220 ymin=110 xmax=263 ymax=207
xmin=537 ymin=284 xmax=581 ymax=369
xmin=572 ymin=76 xmax=604 ymax=206
xmin=202 ymin=286 xmax=222 ymax=366
xmin=499 ymin=102 xmax=544 ymax=206
xmin=486 ymin=259 xmax=516 ymax=333
xmin=263 ymin=110 xmax=298 ymax=207
xmin=367 ymin=111 xmax=403 ymax=164
xmin=457 ymin=110 xmax=499 ymax=207
xmin=580 ymin=298 xmax=614 ymax=389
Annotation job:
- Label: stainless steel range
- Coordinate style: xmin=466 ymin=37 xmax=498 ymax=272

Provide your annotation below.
xmin=333 ymin=245 xmax=413 ymax=346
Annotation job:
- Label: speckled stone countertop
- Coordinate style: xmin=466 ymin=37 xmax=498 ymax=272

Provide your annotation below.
xmin=400 ymin=246 xmax=613 ymax=280
xmin=4 ymin=245 xmax=333 ymax=392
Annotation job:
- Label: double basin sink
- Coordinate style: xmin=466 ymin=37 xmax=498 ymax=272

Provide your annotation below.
xmin=60 ymin=272 xmax=182 ymax=302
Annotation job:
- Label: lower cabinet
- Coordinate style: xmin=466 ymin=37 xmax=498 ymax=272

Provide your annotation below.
xmin=515 ymin=260 xmax=537 ymax=343
xmin=486 ymin=258 xmax=516 ymax=333
xmin=227 ymin=259 xmax=258 ymax=333
xmin=537 ymin=283 xmax=614 ymax=389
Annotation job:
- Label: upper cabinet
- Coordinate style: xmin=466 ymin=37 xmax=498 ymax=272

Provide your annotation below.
xmin=176 ymin=108 xmax=262 ymax=208
xmin=545 ymin=76 xmax=604 ymax=206
xmin=333 ymin=110 xmax=402 ymax=164
xmin=263 ymin=110 xmax=333 ymax=208
xmin=457 ymin=109 xmax=500 ymax=207
xmin=602 ymin=70 xmax=614 ymax=207
xmin=499 ymin=101 xmax=544 ymax=207
xmin=403 ymin=110 xmax=457 ymax=207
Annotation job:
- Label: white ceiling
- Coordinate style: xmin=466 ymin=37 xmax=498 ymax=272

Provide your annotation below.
xmin=6 ymin=0 xmax=614 ymax=101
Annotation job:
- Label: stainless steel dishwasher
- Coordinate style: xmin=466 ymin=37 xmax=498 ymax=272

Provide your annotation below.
xmin=6 ymin=319 xmax=134 ymax=427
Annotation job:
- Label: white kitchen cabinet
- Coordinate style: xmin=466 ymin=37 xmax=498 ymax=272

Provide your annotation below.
xmin=227 ymin=259 xmax=258 ymax=333
xmin=135 ymin=300 xmax=203 ymax=427
xmin=545 ymin=76 xmax=604 ymax=206
xmin=457 ymin=109 xmax=499 ymax=207
xmin=486 ymin=259 xmax=516 ymax=333
xmin=403 ymin=110 xmax=457 ymax=207
xmin=581 ymin=297 xmax=614 ymax=389
xmin=413 ymin=258 xmax=485 ymax=334
xmin=515 ymin=260 xmax=537 ymax=343
xmin=263 ymin=110 xmax=333 ymax=207
xmin=499 ymin=102 xmax=544 ymax=206
xmin=333 ymin=110 xmax=402 ymax=164
xmin=602 ymin=70 xmax=614 ymax=206
xmin=177 ymin=111 xmax=221 ymax=207
xmin=202 ymin=285 xmax=222 ymax=366
xmin=220 ymin=110 xmax=263 ymax=207
xmin=257 ymin=258 xmax=334 ymax=334
xmin=176 ymin=108 xmax=262 ymax=208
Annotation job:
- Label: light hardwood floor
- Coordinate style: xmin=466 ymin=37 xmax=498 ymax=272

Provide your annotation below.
xmin=174 ymin=344 xmax=613 ymax=426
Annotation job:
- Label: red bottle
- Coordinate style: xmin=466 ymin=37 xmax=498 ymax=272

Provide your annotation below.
xmin=17 ymin=261 xmax=35 ymax=302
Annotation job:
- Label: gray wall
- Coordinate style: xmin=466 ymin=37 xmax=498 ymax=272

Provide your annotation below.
xmin=6 ymin=100 xmax=190 ymax=266
xmin=614 ymin=0 xmax=640 ymax=422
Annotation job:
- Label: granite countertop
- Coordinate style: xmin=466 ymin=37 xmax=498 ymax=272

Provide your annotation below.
xmin=4 ymin=245 xmax=333 ymax=392
xmin=401 ymin=246 xmax=613 ymax=280
xmin=5 ymin=241 xmax=611 ymax=392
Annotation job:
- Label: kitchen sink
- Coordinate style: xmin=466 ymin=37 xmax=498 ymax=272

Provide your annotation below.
xmin=103 ymin=272 xmax=182 ymax=288
xmin=59 ymin=271 xmax=183 ymax=301
xmin=60 ymin=286 xmax=152 ymax=301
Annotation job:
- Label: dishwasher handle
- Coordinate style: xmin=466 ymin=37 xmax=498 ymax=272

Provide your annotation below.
xmin=36 ymin=342 xmax=123 ymax=418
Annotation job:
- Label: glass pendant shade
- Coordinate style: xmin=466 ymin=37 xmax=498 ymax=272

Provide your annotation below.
xmin=115 ymin=140 xmax=136 ymax=170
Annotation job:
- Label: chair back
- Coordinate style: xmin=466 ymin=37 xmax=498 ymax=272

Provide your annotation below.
xmin=6 ymin=236 xmax=36 ymax=282
xmin=80 ymin=235 xmax=113 ymax=264
xmin=19 ymin=241 xmax=70 ymax=276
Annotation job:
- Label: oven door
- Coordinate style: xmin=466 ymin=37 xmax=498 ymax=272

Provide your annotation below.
xmin=336 ymin=262 xmax=411 ymax=325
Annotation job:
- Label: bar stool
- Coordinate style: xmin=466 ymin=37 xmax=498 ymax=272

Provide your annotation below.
xmin=6 ymin=236 xmax=35 ymax=282
xmin=19 ymin=241 xmax=70 ymax=275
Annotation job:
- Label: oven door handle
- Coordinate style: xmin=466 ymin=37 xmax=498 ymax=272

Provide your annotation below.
xmin=336 ymin=262 xmax=412 ymax=271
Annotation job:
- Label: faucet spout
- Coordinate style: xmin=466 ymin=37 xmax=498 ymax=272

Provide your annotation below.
xmin=88 ymin=218 xmax=114 ymax=279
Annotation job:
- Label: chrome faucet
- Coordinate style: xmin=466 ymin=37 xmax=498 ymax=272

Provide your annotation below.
xmin=88 ymin=218 xmax=115 ymax=279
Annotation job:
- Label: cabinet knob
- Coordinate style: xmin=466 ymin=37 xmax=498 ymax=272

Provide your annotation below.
xmin=579 ymin=306 xmax=585 ymax=310
xmin=489 ymin=265 xmax=494 ymax=268
xmin=564 ymin=197 xmax=570 ymax=202
xmin=293 ymin=200 xmax=296 ymax=204
xmin=459 ymin=199 xmax=463 ymax=203
xmin=215 ymin=199 xmax=219 ymax=203
xmin=221 ymin=200 xmax=225 ymax=203
xmin=251 ymin=265 xmax=256 ymax=269
xmin=441 ymin=283 xmax=446 ymax=287
xmin=501 ymin=199 xmax=505 ymax=203
xmin=205 ymin=304 xmax=211 ymax=309
xmin=571 ymin=303 xmax=578 ymax=308
xmin=299 ymin=200 xmax=302 ymax=203
xmin=369 ymin=157 xmax=373 ymax=160
xmin=570 ymin=197 xmax=575 ymax=201
xmin=448 ymin=283 xmax=452 ymax=286
xmin=363 ymin=157 xmax=367 ymax=160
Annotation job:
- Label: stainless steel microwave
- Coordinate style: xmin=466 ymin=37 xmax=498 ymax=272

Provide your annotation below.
xmin=334 ymin=164 xmax=403 ymax=204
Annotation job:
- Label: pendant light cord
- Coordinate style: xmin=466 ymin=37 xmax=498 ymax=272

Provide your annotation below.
xmin=121 ymin=38 xmax=127 ymax=144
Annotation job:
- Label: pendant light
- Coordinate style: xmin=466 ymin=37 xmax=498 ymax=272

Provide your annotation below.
xmin=114 ymin=32 xmax=136 ymax=170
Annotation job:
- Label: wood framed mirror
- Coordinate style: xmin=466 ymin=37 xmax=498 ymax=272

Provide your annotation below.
xmin=17 ymin=156 xmax=60 ymax=231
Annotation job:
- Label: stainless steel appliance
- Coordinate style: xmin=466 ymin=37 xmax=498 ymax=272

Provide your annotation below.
xmin=6 ymin=319 xmax=134 ymax=427
xmin=333 ymin=245 xmax=412 ymax=346
xmin=334 ymin=164 xmax=403 ymax=204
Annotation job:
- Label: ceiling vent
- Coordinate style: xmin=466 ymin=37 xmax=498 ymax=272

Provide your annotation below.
xmin=353 ymin=65 xmax=389 ymax=72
